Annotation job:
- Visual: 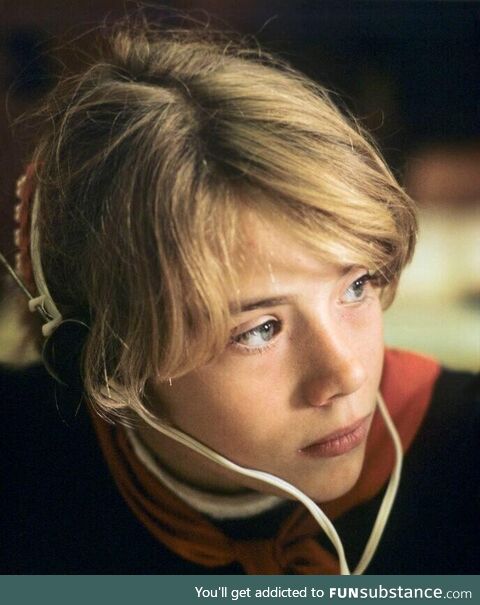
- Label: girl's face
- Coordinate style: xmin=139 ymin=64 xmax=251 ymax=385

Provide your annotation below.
xmin=146 ymin=219 xmax=384 ymax=503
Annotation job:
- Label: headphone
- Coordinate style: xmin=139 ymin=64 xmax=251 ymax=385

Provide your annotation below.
xmin=0 ymin=169 xmax=403 ymax=575
xmin=1 ymin=173 xmax=89 ymax=386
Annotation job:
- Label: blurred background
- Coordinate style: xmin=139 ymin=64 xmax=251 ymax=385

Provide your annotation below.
xmin=0 ymin=0 xmax=479 ymax=370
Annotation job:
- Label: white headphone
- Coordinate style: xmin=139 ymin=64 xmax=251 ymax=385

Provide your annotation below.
xmin=2 ymin=180 xmax=403 ymax=575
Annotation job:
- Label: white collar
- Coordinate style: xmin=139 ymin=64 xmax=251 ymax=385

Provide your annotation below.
xmin=126 ymin=428 xmax=285 ymax=520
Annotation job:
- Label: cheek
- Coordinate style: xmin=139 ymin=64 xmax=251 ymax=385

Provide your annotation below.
xmin=340 ymin=297 xmax=384 ymax=378
xmin=358 ymin=300 xmax=384 ymax=383
xmin=344 ymin=294 xmax=383 ymax=335
xmin=152 ymin=298 xmax=384 ymax=462
xmin=154 ymin=369 xmax=280 ymax=457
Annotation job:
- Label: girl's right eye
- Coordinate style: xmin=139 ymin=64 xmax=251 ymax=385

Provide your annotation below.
xmin=231 ymin=319 xmax=282 ymax=350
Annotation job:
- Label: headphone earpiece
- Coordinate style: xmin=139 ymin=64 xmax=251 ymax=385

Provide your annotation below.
xmin=41 ymin=318 xmax=90 ymax=387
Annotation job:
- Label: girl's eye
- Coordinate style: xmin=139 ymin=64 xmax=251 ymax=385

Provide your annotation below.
xmin=342 ymin=273 xmax=372 ymax=303
xmin=232 ymin=319 xmax=281 ymax=349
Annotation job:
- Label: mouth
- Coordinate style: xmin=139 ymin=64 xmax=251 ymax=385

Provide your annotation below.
xmin=299 ymin=413 xmax=372 ymax=459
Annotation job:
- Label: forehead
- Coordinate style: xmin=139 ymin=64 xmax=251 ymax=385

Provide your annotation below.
xmin=233 ymin=213 xmax=343 ymax=294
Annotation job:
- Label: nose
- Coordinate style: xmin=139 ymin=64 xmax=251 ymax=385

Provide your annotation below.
xmin=300 ymin=322 xmax=367 ymax=407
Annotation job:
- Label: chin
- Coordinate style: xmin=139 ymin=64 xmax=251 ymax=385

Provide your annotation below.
xmin=301 ymin=446 xmax=367 ymax=504
xmin=309 ymin=478 xmax=360 ymax=504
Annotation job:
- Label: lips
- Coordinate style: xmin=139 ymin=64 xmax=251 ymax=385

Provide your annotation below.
xmin=300 ymin=414 xmax=372 ymax=458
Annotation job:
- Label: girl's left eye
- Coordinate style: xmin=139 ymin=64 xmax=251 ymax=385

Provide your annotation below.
xmin=231 ymin=319 xmax=281 ymax=350
xmin=342 ymin=273 xmax=372 ymax=303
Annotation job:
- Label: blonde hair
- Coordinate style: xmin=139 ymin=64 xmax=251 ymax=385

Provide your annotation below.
xmin=27 ymin=21 xmax=416 ymax=419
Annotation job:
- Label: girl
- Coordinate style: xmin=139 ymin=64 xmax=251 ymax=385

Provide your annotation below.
xmin=1 ymin=20 xmax=478 ymax=574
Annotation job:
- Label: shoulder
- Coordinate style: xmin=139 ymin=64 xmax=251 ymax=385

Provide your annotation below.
xmin=0 ymin=362 xmax=85 ymax=451
xmin=420 ymin=364 xmax=480 ymax=451
xmin=0 ymin=361 xmax=54 ymax=401
xmin=0 ymin=362 xmax=205 ymax=573
xmin=382 ymin=348 xmax=479 ymax=406
xmin=405 ymin=362 xmax=479 ymax=531
xmin=0 ymin=362 xmax=93 ymax=507
xmin=382 ymin=348 xmax=479 ymax=436
xmin=1 ymin=362 xmax=59 ymax=443
xmin=382 ymin=348 xmax=479 ymax=454
xmin=373 ymin=355 xmax=480 ymax=573
xmin=431 ymin=364 xmax=480 ymax=410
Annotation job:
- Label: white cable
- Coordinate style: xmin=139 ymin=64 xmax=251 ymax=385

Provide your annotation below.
xmin=13 ymin=175 xmax=403 ymax=572
xmin=353 ymin=393 xmax=403 ymax=574
xmin=136 ymin=394 xmax=403 ymax=575
xmin=126 ymin=427 xmax=284 ymax=520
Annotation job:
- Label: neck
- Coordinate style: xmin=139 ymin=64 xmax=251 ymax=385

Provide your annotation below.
xmin=135 ymin=422 xmax=258 ymax=494
xmin=127 ymin=426 xmax=285 ymax=519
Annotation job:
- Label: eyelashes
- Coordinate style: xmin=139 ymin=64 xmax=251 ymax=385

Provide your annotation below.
xmin=341 ymin=273 xmax=372 ymax=303
xmin=231 ymin=318 xmax=282 ymax=353
xmin=229 ymin=270 xmax=376 ymax=355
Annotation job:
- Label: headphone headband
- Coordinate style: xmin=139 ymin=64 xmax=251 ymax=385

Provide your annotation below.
xmin=29 ymin=187 xmax=63 ymax=336
xmin=1 ymin=167 xmax=64 ymax=337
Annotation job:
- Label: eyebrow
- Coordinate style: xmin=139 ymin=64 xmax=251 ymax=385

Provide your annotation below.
xmin=228 ymin=265 xmax=364 ymax=315
xmin=230 ymin=296 xmax=292 ymax=315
